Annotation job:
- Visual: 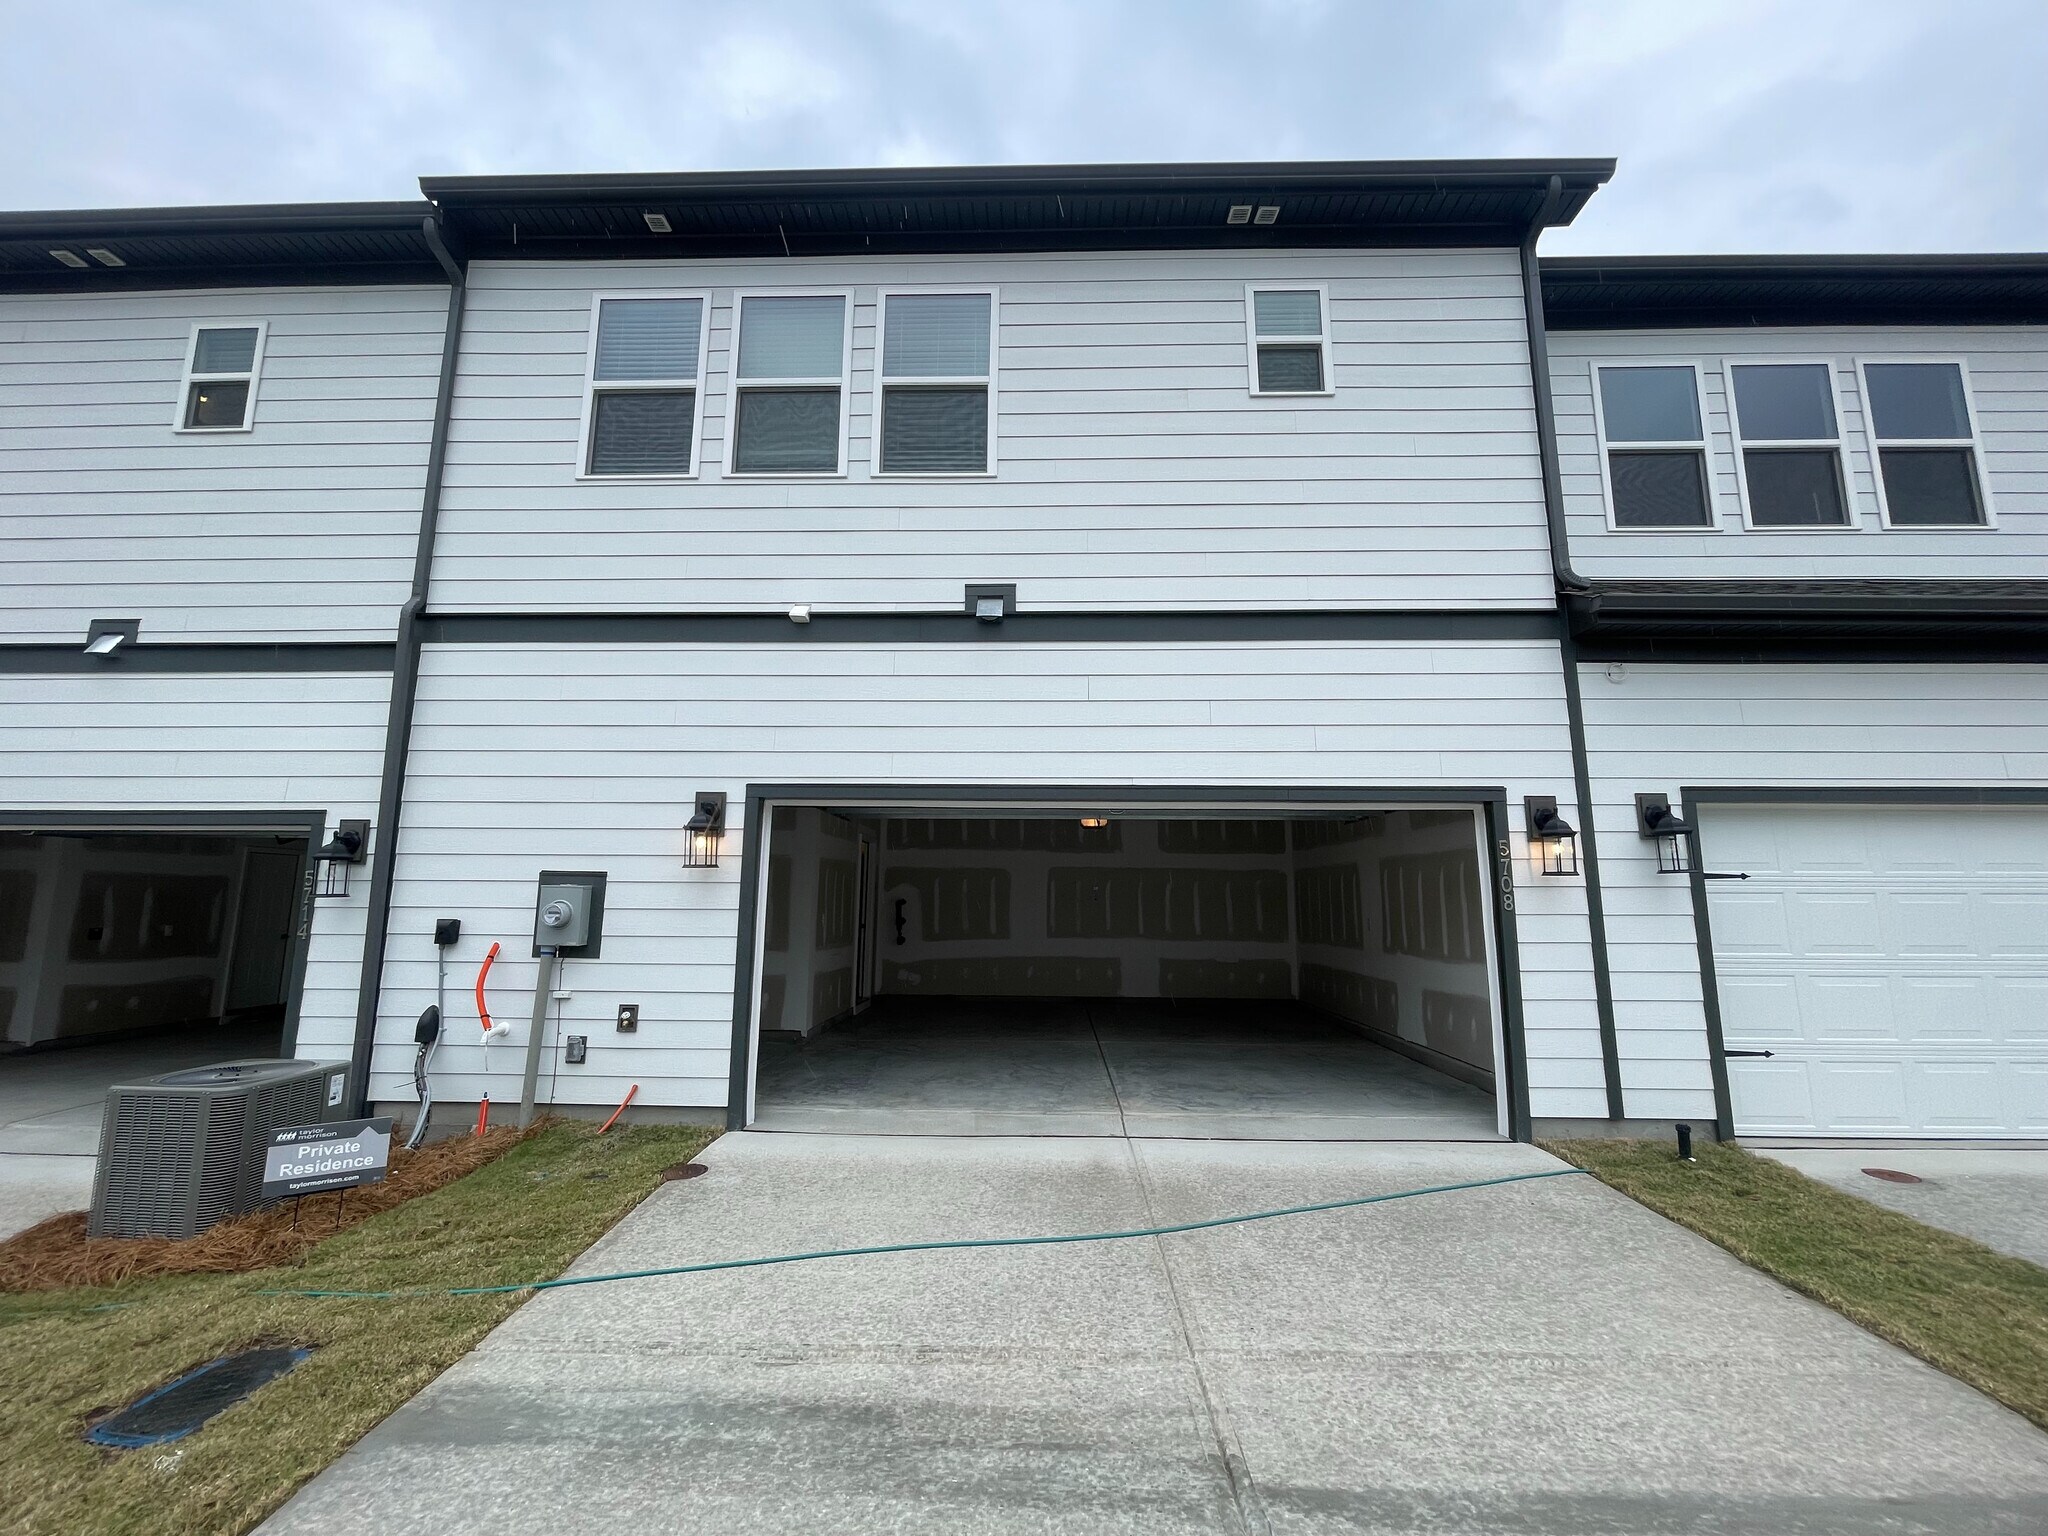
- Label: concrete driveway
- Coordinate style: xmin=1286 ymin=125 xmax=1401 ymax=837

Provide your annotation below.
xmin=259 ymin=1134 xmax=2048 ymax=1536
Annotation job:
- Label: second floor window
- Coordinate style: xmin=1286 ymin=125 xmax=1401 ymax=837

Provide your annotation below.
xmin=1859 ymin=360 xmax=1990 ymax=527
xmin=178 ymin=324 xmax=265 ymax=431
xmin=1730 ymin=362 xmax=1850 ymax=528
xmin=1594 ymin=364 xmax=1712 ymax=528
xmin=729 ymin=293 xmax=850 ymax=475
xmin=877 ymin=291 xmax=995 ymax=474
xmin=583 ymin=295 xmax=706 ymax=476
xmin=1246 ymin=286 xmax=1331 ymax=396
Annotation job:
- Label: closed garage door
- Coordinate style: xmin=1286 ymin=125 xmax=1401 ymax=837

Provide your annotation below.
xmin=1701 ymin=803 xmax=2048 ymax=1139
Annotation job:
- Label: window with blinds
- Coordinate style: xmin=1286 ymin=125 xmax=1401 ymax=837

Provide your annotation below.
xmin=582 ymin=294 xmax=707 ymax=476
xmin=177 ymin=323 xmax=266 ymax=431
xmin=729 ymin=293 xmax=850 ymax=475
xmin=877 ymin=291 xmax=995 ymax=474
xmin=1245 ymin=285 xmax=1331 ymax=396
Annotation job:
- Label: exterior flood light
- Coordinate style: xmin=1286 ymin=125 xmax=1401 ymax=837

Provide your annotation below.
xmin=1524 ymin=795 xmax=1580 ymax=878
xmin=84 ymin=618 xmax=139 ymax=657
xmin=964 ymin=583 xmax=1016 ymax=623
xmin=974 ymin=596 xmax=1005 ymax=622
xmin=1635 ymin=793 xmax=1695 ymax=875
xmin=315 ymin=820 xmax=369 ymax=898
xmin=683 ymin=792 xmax=727 ymax=869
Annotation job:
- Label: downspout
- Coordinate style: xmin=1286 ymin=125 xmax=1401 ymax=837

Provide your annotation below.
xmin=1521 ymin=182 xmax=1626 ymax=1121
xmin=346 ymin=213 xmax=467 ymax=1113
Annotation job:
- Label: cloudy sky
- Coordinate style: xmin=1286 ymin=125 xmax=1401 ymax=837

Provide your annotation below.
xmin=4 ymin=0 xmax=2044 ymax=254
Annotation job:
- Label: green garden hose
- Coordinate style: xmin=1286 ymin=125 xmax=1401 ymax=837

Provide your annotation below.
xmin=258 ymin=1166 xmax=1586 ymax=1301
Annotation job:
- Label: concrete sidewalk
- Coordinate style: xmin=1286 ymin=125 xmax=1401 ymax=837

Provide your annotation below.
xmin=1757 ymin=1148 xmax=2048 ymax=1268
xmin=259 ymin=1134 xmax=2048 ymax=1536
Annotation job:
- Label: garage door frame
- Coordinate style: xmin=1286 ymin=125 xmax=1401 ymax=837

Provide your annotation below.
xmin=726 ymin=783 xmax=1534 ymax=1139
xmin=1684 ymin=785 xmax=2048 ymax=1141
xmin=0 ymin=807 xmax=325 ymax=1057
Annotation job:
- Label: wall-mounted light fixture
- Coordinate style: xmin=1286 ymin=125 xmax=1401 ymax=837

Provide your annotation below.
xmin=1635 ymin=792 xmax=1695 ymax=875
xmin=84 ymin=617 xmax=139 ymax=657
xmin=683 ymin=792 xmax=727 ymax=868
xmin=1523 ymin=795 xmax=1580 ymax=877
xmin=315 ymin=819 xmax=369 ymax=897
xmin=965 ymin=583 xmax=1015 ymax=623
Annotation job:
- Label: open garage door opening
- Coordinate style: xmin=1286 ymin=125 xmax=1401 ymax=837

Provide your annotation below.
xmin=1 ymin=826 xmax=311 ymax=1156
xmin=740 ymin=801 xmax=1514 ymax=1140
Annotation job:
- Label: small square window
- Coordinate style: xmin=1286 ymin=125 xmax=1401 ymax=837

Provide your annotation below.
xmin=1858 ymin=361 xmax=1990 ymax=528
xmin=176 ymin=323 xmax=265 ymax=431
xmin=582 ymin=295 xmax=706 ymax=477
xmin=1593 ymin=364 xmax=1712 ymax=529
xmin=1245 ymin=286 xmax=1330 ymax=396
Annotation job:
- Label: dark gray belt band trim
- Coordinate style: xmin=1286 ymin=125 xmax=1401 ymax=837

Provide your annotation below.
xmin=0 ymin=642 xmax=397 ymax=674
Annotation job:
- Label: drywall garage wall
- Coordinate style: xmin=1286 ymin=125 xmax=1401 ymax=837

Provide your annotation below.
xmin=758 ymin=808 xmax=867 ymax=1037
xmin=1293 ymin=810 xmax=1497 ymax=1085
xmin=0 ymin=832 xmax=301 ymax=1049
xmin=878 ymin=817 xmax=1297 ymax=1001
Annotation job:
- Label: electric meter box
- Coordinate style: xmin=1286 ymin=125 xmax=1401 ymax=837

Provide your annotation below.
xmin=531 ymin=871 xmax=607 ymax=955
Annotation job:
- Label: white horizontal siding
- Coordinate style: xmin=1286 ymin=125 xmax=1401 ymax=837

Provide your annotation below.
xmin=1579 ymin=661 xmax=2048 ymax=1120
xmin=375 ymin=639 xmax=1603 ymax=1117
xmin=1550 ymin=326 xmax=2048 ymax=579
xmin=0 ymin=286 xmax=447 ymax=642
xmin=430 ymin=249 xmax=1554 ymax=615
xmin=0 ymin=670 xmax=392 ymax=1063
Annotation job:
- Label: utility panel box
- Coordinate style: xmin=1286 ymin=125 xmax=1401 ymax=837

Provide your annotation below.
xmin=532 ymin=871 xmax=607 ymax=956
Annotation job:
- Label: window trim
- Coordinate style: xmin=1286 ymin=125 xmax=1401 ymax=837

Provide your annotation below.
xmin=723 ymin=288 xmax=855 ymax=479
xmin=1725 ymin=357 xmax=1861 ymax=533
xmin=1589 ymin=360 xmax=1721 ymax=534
xmin=1854 ymin=356 xmax=1997 ymax=531
xmin=1243 ymin=282 xmax=1334 ymax=399
xmin=173 ymin=321 xmax=267 ymax=433
xmin=576 ymin=290 xmax=712 ymax=481
xmin=871 ymin=285 xmax=1000 ymax=480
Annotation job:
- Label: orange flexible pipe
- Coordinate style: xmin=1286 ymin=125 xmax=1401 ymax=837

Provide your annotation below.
xmin=474 ymin=941 xmax=501 ymax=1034
xmin=599 ymin=1084 xmax=639 ymax=1133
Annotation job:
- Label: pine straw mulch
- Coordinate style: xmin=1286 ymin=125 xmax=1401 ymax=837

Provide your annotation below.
xmin=0 ymin=1124 xmax=535 ymax=1293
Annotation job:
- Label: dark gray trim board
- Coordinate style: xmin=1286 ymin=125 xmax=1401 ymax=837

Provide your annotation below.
xmin=0 ymin=809 xmax=324 ymax=1059
xmin=346 ymin=260 xmax=468 ymax=1114
xmin=0 ymin=643 xmax=396 ymax=674
xmin=1557 ymin=634 xmax=1625 ymax=1118
xmin=725 ymin=783 xmax=1535 ymax=1142
xmin=420 ymin=609 xmax=1563 ymax=647
xmin=1680 ymin=785 xmax=2048 ymax=1141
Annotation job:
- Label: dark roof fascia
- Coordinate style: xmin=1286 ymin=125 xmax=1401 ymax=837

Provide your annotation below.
xmin=1541 ymin=253 xmax=2048 ymax=330
xmin=0 ymin=201 xmax=445 ymax=293
xmin=425 ymin=159 xmax=1615 ymax=260
xmin=1566 ymin=579 xmax=2048 ymax=644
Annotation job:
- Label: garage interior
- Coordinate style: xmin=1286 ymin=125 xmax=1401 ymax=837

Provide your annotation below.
xmin=0 ymin=829 xmax=305 ymax=1157
xmin=751 ymin=807 xmax=1506 ymax=1139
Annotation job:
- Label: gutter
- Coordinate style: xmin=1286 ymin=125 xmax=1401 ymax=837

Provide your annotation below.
xmin=346 ymin=213 xmax=467 ymax=1113
xmin=1522 ymin=179 xmax=1626 ymax=1121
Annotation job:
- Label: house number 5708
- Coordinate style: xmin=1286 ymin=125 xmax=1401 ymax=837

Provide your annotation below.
xmin=1496 ymin=839 xmax=1515 ymax=911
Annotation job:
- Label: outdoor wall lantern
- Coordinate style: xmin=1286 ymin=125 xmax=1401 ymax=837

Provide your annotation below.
xmin=1523 ymin=795 xmax=1580 ymax=877
xmin=1635 ymin=792 xmax=1695 ymax=875
xmin=682 ymin=792 xmax=728 ymax=869
xmin=315 ymin=819 xmax=369 ymax=898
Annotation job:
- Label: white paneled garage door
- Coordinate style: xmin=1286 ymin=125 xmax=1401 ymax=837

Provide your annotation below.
xmin=1701 ymin=803 xmax=2048 ymax=1139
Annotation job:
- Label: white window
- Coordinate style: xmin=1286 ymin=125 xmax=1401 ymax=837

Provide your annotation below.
xmin=1244 ymin=285 xmax=1331 ymax=396
xmin=726 ymin=292 xmax=852 ymax=476
xmin=1857 ymin=359 xmax=1994 ymax=528
xmin=1592 ymin=363 xmax=1715 ymax=530
xmin=175 ymin=323 xmax=266 ymax=432
xmin=1727 ymin=360 xmax=1854 ymax=529
xmin=876 ymin=290 xmax=997 ymax=475
xmin=580 ymin=294 xmax=708 ymax=477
